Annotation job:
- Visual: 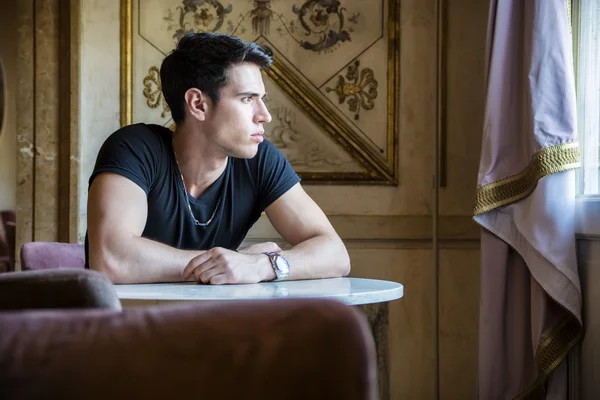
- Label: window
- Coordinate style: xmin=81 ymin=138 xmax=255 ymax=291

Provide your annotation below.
xmin=572 ymin=0 xmax=600 ymax=235
xmin=573 ymin=0 xmax=600 ymax=195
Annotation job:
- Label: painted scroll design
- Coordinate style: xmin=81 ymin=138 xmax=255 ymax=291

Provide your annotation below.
xmin=130 ymin=0 xmax=399 ymax=184
xmin=164 ymin=0 xmax=360 ymax=53
xmin=236 ymin=0 xmax=359 ymax=53
xmin=290 ymin=0 xmax=355 ymax=52
xmin=143 ymin=66 xmax=171 ymax=118
xmin=232 ymin=0 xmax=359 ymax=53
xmin=164 ymin=0 xmax=233 ymax=40
xmin=266 ymin=106 xmax=353 ymax=169
xmin=325 ymin=60 xmax=378 ymax=120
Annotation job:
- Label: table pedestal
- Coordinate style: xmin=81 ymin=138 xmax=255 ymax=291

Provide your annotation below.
xmin=356 ymin=303 xmax=389 ymax=400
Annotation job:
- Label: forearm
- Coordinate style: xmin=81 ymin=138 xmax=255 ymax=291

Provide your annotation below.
xmin=280 ymin=234 xmax=350 ymax=280
xmin=90 ymin=233 xmax=203 ymax=284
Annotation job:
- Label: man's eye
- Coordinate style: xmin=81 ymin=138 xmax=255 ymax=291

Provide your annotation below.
xmin=242 ymin=97 xmax=253 ymax=103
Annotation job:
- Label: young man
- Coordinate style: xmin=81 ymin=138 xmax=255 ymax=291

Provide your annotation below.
xmin=86 ymin=32 xmax=350 ymax=284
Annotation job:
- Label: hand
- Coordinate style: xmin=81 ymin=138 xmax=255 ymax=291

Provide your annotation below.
xmin=237 ymin=242 xmax=281 ymax=255
xmin=182 ymin=247 xmax=275 ymax=285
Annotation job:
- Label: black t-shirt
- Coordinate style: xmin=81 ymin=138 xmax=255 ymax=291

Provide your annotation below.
xmin=84 ymin=123 xmax=300 ymax=267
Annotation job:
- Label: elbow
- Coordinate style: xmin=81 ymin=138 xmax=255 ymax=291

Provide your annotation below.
xmin=90 ymin=258 xmax=123 ymax=284
xmin=328 ymin=236 xmax=350 ymax=277
xmin=89 ymin=247 xmax=129 ymax=284
xmin=336 ymin=246 xmax=351 ymax=277
xmin=340 ymin=257 xmax=351 ymax=277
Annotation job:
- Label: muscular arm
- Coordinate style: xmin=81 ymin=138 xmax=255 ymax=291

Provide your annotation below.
xmin=265 ymin=183 xmax=350 ymax=280
xmin=181 ymin=183 xmax=349 ymax=284
xmin=87 ymin=172 xmax=203 ymax=283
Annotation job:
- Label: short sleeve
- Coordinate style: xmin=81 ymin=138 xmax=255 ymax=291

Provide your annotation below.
xmin=88 ymin=124 xmax=165 ymax=194
xmin=254 ymin=140 xmax=301 ymax=210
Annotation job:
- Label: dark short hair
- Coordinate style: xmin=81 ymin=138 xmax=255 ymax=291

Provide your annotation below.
xmin=160 ymin=32 xmax=273 ymax=125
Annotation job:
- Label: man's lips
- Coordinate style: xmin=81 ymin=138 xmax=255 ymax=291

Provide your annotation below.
xmin=251 ymin=132 xmax=264 ymax=142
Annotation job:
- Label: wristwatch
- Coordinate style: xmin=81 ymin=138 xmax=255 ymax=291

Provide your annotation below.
xmin=263 ymin=252 xmax=290 ymax=281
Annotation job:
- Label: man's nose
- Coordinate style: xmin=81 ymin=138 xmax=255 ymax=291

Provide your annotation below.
xmin=256 ymin=99 xmax=272 ymax=124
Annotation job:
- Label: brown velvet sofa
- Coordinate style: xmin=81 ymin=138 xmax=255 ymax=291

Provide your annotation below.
xmin=0 ymin=269 xmax=121 ymax=310
xmin=0 ymin=269 xmax=378 ymax=399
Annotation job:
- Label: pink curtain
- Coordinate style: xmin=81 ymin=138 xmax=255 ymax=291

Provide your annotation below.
xmin=474 ymin=0 xmax=582 ymax=398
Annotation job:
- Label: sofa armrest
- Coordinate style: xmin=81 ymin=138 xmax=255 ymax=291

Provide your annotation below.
xmin=0 ymin=269 xmax=121 ymax=310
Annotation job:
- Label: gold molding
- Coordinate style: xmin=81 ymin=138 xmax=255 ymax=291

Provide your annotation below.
xmin=120 ymin=0 xmax=400 ymax=185
xmin=246 ymin=215 xmax=480 ymax=242
xmin=473 ymin=142 xmax=581 ymax=215
xmin=120 ymin=0 xmax=132 ymax=127
xmin=266 ymin=58 xmax=395 ymax=184
xmin=0 ymin=53 xmax=4 ymax=136
xmin=242 ymin=214 xmax=480 ymax=250
xmin=59 ymin=0 xmax=80 ymax=243
xmin=387 ymin=0 xmax=400 ymax=182
xmin=437 ymin=0 xmax=447 ymax=187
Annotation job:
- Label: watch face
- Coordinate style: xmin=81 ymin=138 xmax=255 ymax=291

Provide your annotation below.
xmin=275 ymin=256 xmax=290 ymax=275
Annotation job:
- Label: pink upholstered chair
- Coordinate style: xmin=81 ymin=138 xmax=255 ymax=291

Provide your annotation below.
xmin=0 ymin=210 xmax=15 ymax=272
xmin=20 ymin=241 xmax=85 ymax=270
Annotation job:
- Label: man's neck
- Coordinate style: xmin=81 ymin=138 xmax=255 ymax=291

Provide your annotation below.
xmin=172 ymin=125 xmax=227 ymax=199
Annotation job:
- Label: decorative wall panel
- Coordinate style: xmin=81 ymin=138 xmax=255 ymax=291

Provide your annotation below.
xmin=121 ymin=0 xmax=399 ymax=184
xmin=16 ymin=0 xmax=80 ymax=264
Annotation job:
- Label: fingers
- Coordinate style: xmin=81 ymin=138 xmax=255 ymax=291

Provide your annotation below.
xmin=208 ymin=273 xmax=229 ymax=285
xmin=195 ymin=264 xmax=226 ymax=284
xmin=182 ymin=247 xmax=234 ymax=282
xmin=182 ymin=247 xmax=262 ymax=285
xmin=182 ymin=251 xmax=211 ymax=280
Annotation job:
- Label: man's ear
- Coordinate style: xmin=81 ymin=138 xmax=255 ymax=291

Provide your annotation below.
xmin=184 ymin=88 xmax=209 ymax=121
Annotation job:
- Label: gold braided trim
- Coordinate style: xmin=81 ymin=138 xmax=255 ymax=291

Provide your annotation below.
xmin=473 ymin=142 xmax=580 ymax=216
xmin=514 ymin=377 xmax=546 ymax=400
xmin=514 ymin=313 xmax=583 ymax=400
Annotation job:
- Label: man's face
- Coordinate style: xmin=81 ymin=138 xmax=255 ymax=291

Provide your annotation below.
xmin=204 ymin=62 xmax=272 ymax=159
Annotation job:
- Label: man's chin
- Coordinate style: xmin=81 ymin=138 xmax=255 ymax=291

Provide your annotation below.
xmin=231 ymin=146 xmax=259 ymax=159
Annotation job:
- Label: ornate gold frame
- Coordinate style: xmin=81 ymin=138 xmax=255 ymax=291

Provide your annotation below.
xmin=0 ymin=58 xmax=4 ymax=136
xmin=120 ymin=0 xmax=132 ymax=128
xmin=120 ymin=0 xmax=399 ymax=185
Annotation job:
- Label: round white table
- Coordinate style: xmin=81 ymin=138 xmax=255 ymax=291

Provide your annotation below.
xmin=115 ymin=277 xmax=403 ymax=305
xmin=115 ymin=277 xmax=403 ymax=400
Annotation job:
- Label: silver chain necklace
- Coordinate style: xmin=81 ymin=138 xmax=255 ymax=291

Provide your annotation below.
xmin=172 ymin=137 xmax=223 ymax=227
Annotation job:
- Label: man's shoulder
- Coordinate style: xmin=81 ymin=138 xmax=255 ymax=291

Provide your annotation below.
xmin=91 ymin=124 xmax=171 ymax=191
xmin=110 ymin=123 xmax=170 ymax=142
xmin=101 ymin=123 xmax=170 ymax=153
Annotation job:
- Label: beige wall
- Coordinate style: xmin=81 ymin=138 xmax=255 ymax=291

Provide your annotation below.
xmin=78 ymin=0 xmax=121 ymax=242
xmin=77 ymin=0 xmax=487 ymax=399
xmin=2 ymin=0 xmax=489 ymax=397
xmin=248 ymin=1 xmax=487 ymax=398
xmin=14 ymin=0 xmax=80 ymax=250
xmin=0 ymin=0 xmax=18 ymax=211
xmin=7 ymin=0 xmax=487 ymax=397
